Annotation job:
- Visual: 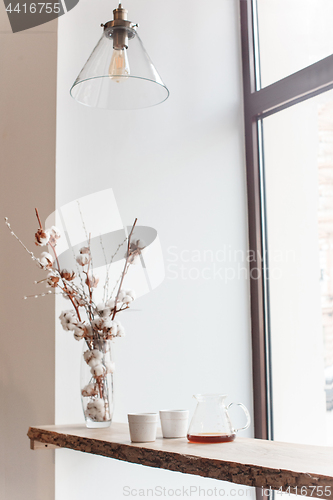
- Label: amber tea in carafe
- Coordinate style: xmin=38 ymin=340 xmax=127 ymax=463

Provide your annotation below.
xmin=187 ymin=394 xmax=250 ymax=443
xmin=187 ymin=432 xmax=236 ymax=443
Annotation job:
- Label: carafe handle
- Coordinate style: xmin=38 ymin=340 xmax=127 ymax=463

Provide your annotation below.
xmin=226 ymin=402 xmax=251 ymax=433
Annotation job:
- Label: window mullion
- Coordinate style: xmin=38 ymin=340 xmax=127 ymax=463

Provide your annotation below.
xmin=248 ymin=53 xmax=333 ymax=119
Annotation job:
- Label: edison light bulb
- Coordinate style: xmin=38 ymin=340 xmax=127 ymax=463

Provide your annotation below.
xmin=108 ymin=48 xmax=130 ymax=83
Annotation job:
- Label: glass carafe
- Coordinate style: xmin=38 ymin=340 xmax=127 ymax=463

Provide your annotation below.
xmin=187 ymin=394 xmax=251 ymax=443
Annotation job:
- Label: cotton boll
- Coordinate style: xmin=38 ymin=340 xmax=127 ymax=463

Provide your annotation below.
xmin=128 ymin=239 xmax=145 ymax=264
xmin=59 ymin=310 xmax=78 ymax=331
xmin=88 ymin=352 xmax=103 ymax=368
xmin=35 ymin=228 xmax=50 ymax=246
xmin=79 ymin=246 xmax=90 ymax=255
xmin=76 ymin=253 xmax=90 ymax=266
xmin=102 ymin=317 xmax=113 ymax=330
xmin=107 ymin=320 xmax=118 ymax=336
xmin=47 ymin=270 xmax=59 ymax=288
xmin=85 ymin=404 xmax=97 ymax=420
xmin=125 ymin=290 xmax=136 ymax=301
xmin=96 ymin=303 xmax=111 ymax=318
xmin=117 ymin=326 xmax=125 ymax=337
xmin=117 ymin=290 xmax=126 ymax=302
xmin=83 ymin=350 xmax=92 ymax=364
xmin=84 ymin=349 xmax=103 ymax=367
xmin=93 ymin=350 xmax=103 ymax=360
xmin=40 ymin=251 xmax=54 ymax=262
xmin=61 ymin=269 xmax=76 ymax=281
xmin=40 ymin=252 xmax=54 ymax=269
xmin=81 ymin=383 xmax=98 ymax=397
xmin=66 ymin=322 xmax=77 ymax=332
xmin=115 ymin=320 xmax=125 ymax=337
xmin=91 ymin=363 xmax=106 ymax=377
xmin=94 ymin=399 xmax=105 ymax=411
xmin=106 ymin=298 xmax=116 ymax=310
xmin=74 ymin=331 xmax=83 ymax=341
xmin=47 ymin=226 xmax=61 ymax=246
xmin=73 ymin=325 xmax=85 ymax=341
xmin=105 ymin=360 xmax=115 ymax=374
xmin=86 ymin=271 xmax=99 ymax=288
xmin=122 ymin=295 xmax=133 ymax=304
xmin=85 ymin=399 xmax=105 ymax=421
xmin=92 ymin=317 xmax=103 ymax=330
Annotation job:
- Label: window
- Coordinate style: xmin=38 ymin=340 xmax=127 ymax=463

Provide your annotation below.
xmin=257 ymin=0 xmax=333 ymax=89
xmin=240 ymin=0 xmax=333 ymax=445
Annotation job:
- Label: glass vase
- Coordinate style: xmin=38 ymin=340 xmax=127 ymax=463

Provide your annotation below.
xmin=80 ymin=338 xmax=114 ymax=428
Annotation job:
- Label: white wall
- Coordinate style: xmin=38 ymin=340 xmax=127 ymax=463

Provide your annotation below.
xmin=0 ymin=5 xmax=57 ymax=500
xmin=55 ymin=0 xmax=253 ymax=498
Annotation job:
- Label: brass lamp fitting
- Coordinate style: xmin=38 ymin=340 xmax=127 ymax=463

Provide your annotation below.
xmin=102 ymin=3 xmax=138 ymax=49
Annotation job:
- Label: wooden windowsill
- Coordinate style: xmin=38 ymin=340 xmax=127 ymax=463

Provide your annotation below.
xmin=28 ymin=423 xmax=333 ymax=498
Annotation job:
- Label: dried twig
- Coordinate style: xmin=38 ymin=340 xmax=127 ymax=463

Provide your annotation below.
xmin=112 ymin=218 xmax=137 ymax=320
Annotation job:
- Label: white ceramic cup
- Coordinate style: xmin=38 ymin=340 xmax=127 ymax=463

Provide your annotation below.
xmin=128 ymin=413 xmax=158 ymax=443
xmin=159 ymin=410 xmax=189 ymax=438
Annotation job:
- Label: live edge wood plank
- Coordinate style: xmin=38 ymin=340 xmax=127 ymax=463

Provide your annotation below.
xmin=28 ymin=423 xmax=333 ymax=498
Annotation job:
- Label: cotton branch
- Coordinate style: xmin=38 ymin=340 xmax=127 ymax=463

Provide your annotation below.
xmin=112 ymin=218 xmax=138 ymax=320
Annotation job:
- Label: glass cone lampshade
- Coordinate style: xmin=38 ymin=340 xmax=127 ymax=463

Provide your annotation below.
xmin=70 ymin=4 xmax=169 ymax=110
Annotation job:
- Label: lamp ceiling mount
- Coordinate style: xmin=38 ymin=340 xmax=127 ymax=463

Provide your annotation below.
xmin=102 ymin=3 xmax=138 ymax=48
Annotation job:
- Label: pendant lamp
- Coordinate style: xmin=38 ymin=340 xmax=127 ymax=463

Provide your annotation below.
xmin=70 ymin=4 xmax=169 ymax=110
